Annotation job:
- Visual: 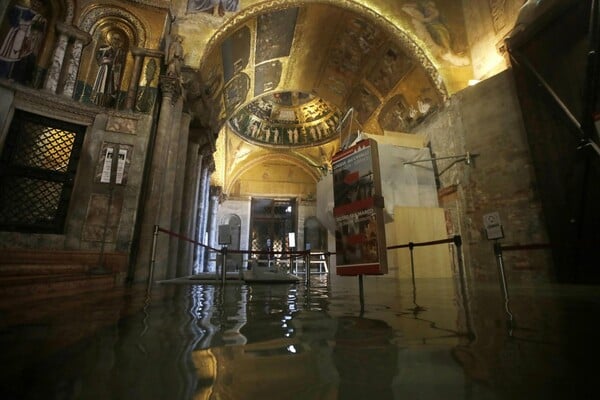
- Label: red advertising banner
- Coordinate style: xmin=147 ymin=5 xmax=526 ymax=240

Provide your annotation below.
xmin=332 ymin=139 xmax=387 ymax=275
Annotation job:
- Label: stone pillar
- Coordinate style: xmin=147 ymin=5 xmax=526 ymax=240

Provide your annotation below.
xmin=167 ymin=112 xmax=192 ymax=278
xmin=178 ymin=140 xmax=202 ymax=276
xmin=61 ymin=27 xmax=91 ymax=97
xmin=206 ymin=185 xmax=222 ymax=273
xmin=135 ymin=75 xmax=183 ymax=282
xmin=125 ymin=48 xmax=145 ymax=110
xmin=194 ymin=158 xmax=211 ymax=273
xmin=44 ymin=29 xmax=69 ymax=93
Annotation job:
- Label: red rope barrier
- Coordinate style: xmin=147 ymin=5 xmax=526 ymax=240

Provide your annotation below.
xmin=156 ymin=226 xmax=336 ymax=258
xmin=387 ymin=236 xmax=457 ymax=250
xmin=156 ymin=227 xmax=221 ymax=253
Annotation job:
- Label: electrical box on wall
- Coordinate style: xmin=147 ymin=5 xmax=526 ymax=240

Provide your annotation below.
xmin=483 ymin=212 xmax=505 ymax=240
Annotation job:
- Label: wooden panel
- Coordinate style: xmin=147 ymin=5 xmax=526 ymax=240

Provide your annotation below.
xmin=390 ymin=206 xmax=452 ymax=278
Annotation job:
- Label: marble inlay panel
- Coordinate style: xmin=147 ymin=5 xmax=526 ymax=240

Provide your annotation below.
xmin=106 ymin=115 xmax=138 ymax=134
xmin=82 ymin=193 xmax=123 ymax=242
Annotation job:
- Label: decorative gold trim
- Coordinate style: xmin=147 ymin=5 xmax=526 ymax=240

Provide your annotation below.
xmin=200 ymin=0 xmax=448 ymax=99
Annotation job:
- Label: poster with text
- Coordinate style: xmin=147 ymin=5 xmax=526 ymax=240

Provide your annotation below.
xmin=332 ymin=139 xmax=387 ymax=275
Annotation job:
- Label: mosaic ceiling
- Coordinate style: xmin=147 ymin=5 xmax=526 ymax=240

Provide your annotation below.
xmin=196 ymin=2 xmax=468 ymax=146
xmin=228 ymin=91 xmax=342 ymax=147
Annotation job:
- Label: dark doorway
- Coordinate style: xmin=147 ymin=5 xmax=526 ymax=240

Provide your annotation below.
xmin=250 ymin=198 xmax=296 ymax=256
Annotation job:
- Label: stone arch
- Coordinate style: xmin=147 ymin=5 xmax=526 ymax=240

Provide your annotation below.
xmin=75 ymin=6 xmax=148 ymax=106
xmin=78 ymin=6 xmax=147 ymax=46
xmin=197 ymin=0 xmax=448 ymax=135
xmin=225 ymin=152 xmax=321 ymax=195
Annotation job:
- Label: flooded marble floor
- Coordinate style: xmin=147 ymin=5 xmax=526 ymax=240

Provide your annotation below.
xmin=0 ymin=274 xmax=599 ymax=399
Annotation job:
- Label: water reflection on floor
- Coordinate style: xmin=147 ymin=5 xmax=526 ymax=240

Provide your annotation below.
xmin=1 ymin=275 xmax=599 ymax=399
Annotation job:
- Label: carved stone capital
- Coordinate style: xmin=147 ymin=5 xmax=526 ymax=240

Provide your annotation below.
xmin=203 ymin=155 xmax=215 ymax=172
xmin=209 ymin=185 xmax=222 ymax=198
xmin=56 ymin=22 xmax=92 ymax=44
xmin=159 ymin=75 xmax=182 ymax=103
xmin=199 ymin=143 xmax=213 ymax=158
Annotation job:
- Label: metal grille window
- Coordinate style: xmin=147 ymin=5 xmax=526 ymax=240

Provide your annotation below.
xmin=0 ymin=110 xmax=86 ymax=233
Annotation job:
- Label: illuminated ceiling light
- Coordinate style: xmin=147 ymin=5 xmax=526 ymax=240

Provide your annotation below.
xmin=468 ymin=79 xmax=481 ymax=86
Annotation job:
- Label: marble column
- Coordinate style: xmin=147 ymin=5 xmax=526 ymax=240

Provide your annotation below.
xmin=61 ymin=27 xmax=91 ymax=97
xmin=194 ymin=160 xmax=211 ymax=273
xmin=135 ymin=75 xmax=183 ymax=282
xmin=206 ymin=185 xmax=222 ymax=273
xmin=168 ymin=112 xmax=192 ymax=278
xmin=44 ymin=29 xmax=69 ymax=93
xmin=178 ymin=141 xmax=202 ymax=276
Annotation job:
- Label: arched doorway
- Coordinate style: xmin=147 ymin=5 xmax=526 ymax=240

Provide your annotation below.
xmin=221 ymin=213 xmax=242 ymax=270
xmin=304 ymin=216 xmax=327 ymax=251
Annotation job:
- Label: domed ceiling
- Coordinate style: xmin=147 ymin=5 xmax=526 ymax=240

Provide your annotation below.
xmin=193 ymin=2 xmax=470 ymax=138
xmin=228 ymin=91 xmax=342 ymax=147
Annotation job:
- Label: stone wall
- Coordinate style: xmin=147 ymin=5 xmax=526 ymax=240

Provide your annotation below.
xmin=462 ymin=0 xmax=524 ymax=79
xmin=415 ymin=69 xmax=553 ymax=282
xmin=0 ymin=85 xmax=153 ymax=277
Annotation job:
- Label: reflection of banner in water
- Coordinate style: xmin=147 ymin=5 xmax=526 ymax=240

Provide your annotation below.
xmin=335 ymin=207 xmax=386 ymax=275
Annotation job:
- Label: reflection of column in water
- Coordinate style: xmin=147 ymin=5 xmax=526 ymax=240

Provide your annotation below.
xmin=193 ymin=285 xmax=219 ymax=348
xmin=222 ymin=285 xmax=248 ymax=346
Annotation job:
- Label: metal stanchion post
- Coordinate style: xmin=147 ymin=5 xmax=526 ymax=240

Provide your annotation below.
xmin=454 ymin=235 xmax=475 ymax=339
xmin=148 ymin=225 xmax=159 ymax=289
xmin=221 ymin=246 xmax=228 ymax=285
xmin=325 ymin=251 xmax=331 ymax=279
xmin=409 ymin=241 xmax=416 ymax=293
xmin=408 ymin=242 xmax=425 ymax=314
xmin=494 ymin=241 xmax=514 ymax=335
xmin=305 ymin=251 xmax=311 ymax=286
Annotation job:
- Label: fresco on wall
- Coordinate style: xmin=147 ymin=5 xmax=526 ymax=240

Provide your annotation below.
xmin=348 ymin=85 xmax=381 ymax=125
xmin=188 ymin=0 xmax=240 ymax=17
xmin=401 ymin=0 xmax=470 ymax=66
xmin=0 ymin=3 xmax=47 ymax=86
xmin=221 ymin=25 xmax=250 ymax=83
xmin=378 ymin=92 xmax=437 ymax=132
xmin=368 ymin=46 xmax=414 ymax=96
xmin=318 ymin=14 xmax=383 ymax=102
xmin=255 ymin=8 xmax=299 ymax=64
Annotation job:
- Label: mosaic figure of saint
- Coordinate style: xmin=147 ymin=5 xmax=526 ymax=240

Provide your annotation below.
xmin=402 ymin=0 xmax=470 ymax=66
xmin=166 ymin=35 xmax=184 ymax=78
xmin=0 ymin=5 xmax=47 ymax=82
xmin=92 ymin=32 xmax=125 ymax=107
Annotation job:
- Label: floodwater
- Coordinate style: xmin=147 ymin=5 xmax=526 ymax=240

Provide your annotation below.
xmin=1 ymin=274 xmax=598 ymax=399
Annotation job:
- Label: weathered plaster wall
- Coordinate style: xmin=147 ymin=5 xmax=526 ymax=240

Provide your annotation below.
xmin=461 ymin=0 xmax=524 ymax=79
xmin=415 ymin=69 xmax=553 ymax=282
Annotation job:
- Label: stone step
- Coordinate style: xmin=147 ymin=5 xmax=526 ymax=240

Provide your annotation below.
xmin=0 ymin=249 xmax=127 ymax=305
xmin=0 ymin=272 xmax=116 ymax=306
xmin=0 ymin=263 xmax=90 ymax=277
